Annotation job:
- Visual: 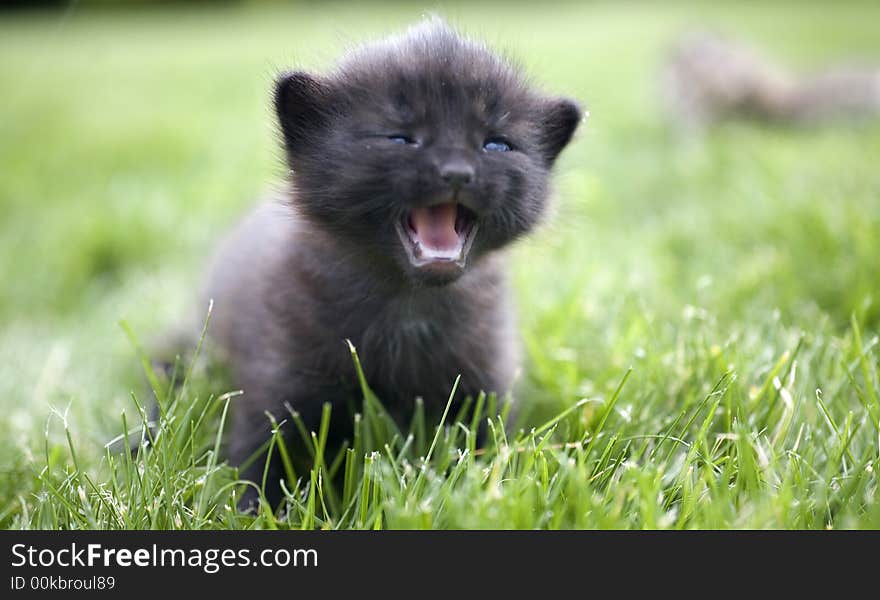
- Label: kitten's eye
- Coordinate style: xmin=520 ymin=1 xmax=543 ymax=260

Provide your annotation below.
xmin=387 ymin=135 xmax=416 ymax=145
xmin=483 ymin=138 xmax=512 ymax=152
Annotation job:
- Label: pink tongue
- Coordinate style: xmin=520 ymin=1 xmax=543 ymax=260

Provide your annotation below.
xmin=410 ymin=203 xmax=460 ymax=250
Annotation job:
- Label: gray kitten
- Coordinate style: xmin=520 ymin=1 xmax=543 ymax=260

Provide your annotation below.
xmin=192 ymin=19 xmax=581 ymax=507
xmin=665 ymin=30 xmax=880 ymax=126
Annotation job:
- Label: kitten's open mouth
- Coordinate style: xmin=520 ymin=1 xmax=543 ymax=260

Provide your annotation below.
xmin=395 ymin=202 xmax=478 ymax=269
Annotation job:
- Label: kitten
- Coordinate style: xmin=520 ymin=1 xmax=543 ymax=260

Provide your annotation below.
xmin=664 ymin=30 xmax=880 ymax=126
xmin=195 ymin=18 xmax=581 ymax=508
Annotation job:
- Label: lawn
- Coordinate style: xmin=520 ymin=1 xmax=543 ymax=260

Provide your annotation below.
xmin=1 ymin=0 xmax=878 ymax=529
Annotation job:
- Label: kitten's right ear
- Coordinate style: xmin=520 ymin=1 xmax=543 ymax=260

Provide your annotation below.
xmin=537 ymin=97 xmax=583 ymax=166
xmin=274 ymin=71 xmax=333 ymax=155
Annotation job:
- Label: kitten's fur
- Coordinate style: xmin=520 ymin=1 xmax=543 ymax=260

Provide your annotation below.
xmin=192 ymin=19 xmax=581 ymax=508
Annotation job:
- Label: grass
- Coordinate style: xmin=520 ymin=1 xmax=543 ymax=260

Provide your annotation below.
xmin=1 ymin=0 xmax=879 ymax=529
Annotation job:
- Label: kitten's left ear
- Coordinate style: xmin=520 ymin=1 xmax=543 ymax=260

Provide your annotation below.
xmin=537 ymin=98 xmax=583 ymax=166
xmin=274 ymin=70 xmax=334 ymax=156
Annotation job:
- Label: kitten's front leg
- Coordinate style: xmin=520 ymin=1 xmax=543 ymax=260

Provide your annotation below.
xmin=229 ymin=391 xmax=287 ymax=512
xmin=229 ymin=375 xmax=352 ymax=512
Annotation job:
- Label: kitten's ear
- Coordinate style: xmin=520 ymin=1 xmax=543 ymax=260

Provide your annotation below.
xmin=274 ymin=71 xmax=334 ymax=154
xmin=537 ymin=98 xmax=583 ymax=165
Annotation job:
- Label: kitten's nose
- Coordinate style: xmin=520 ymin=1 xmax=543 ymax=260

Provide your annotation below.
xmin=439 ymin=160 xmax=475 ymax=188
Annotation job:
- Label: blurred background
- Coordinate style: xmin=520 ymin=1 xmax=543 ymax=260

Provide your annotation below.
xmin=1 ymin=1 xmax=878 ymax=503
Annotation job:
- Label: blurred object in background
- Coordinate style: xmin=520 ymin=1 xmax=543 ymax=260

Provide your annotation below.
xmin=664 ymin=29 xmax=880 ymax=127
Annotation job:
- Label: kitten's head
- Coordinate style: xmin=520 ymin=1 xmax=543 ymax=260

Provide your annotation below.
xmin=275 ymin=18 xmax=582 ymax=286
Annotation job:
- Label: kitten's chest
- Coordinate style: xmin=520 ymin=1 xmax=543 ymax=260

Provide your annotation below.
xmin=360 ymin=310 xmax=461 ymax=370
xmin=351 ymin=302 xmax=486 ymax=403
xmin=302 ymin=265 xmax=511 ymax=407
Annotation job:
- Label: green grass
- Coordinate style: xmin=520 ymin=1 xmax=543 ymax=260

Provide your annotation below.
xmin=1 ymin=1 xmax=879 ymax=529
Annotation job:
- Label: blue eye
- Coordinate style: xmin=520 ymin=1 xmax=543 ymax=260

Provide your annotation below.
xmin=483 ymin=138 xmax=512 ymax=152
xmin=388 ymin=135 xmax=415 ymax=145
